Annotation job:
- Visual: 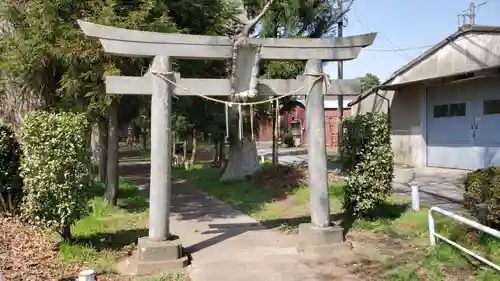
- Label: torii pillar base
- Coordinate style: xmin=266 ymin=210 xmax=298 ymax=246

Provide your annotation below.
xmin=297 ymin=223 xmax=352 ymax=258
xmin=118 ymin=237 xmax=188 ymax=276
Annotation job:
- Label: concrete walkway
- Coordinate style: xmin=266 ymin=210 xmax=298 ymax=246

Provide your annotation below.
xmin=393 ymin=167 xmax=468 ymax=213
xmin=257 ymin=146 xmax=469 ymax=212
xmin=169 ymin=181 xmax=360 ymax=281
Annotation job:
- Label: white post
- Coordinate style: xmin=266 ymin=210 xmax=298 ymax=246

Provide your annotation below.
xmin=428 ymin=209 xmax=436 ymax=246
xmin=411 ymin=185 xmax=420 ymax=212
xmin=78 ymin=269 xmax=96 ymax=281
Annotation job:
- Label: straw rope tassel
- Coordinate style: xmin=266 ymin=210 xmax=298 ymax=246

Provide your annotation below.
xmin=151 ymin=71 xmax=326 ymax=107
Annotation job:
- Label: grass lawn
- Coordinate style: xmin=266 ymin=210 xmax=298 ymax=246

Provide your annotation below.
xmin=174 ymin=165 xmax=500 ymax=281
xmin=57 ymin=180 xmax=148 ymax=275
xmin=59 ymin=180 xmax=188 ymax=281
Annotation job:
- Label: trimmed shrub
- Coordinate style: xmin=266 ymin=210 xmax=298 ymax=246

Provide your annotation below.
xmin=464 ymin=167 xmax=500 ymax=228
xmin=20 ymin=112 xmax=91 ymax=240
xmin=340 ymin=112 xmax=394 ymax=216
xmin=0 ymin=122 xmax=22 ymax=212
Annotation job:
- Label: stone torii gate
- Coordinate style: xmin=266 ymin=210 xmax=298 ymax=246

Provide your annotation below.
xmin=78 ymin=20 xmax=376 ymax=274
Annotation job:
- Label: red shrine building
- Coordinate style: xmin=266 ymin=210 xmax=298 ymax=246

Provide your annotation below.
xmin=257 ymin=96 xmax=353 ymax=148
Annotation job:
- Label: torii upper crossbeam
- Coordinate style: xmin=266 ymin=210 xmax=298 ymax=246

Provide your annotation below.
xmin=78 ymin=20 xmax=376 ymax=60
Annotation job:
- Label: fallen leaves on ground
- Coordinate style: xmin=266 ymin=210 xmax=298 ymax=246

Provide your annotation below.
xmin=250 ymin=163 xmax=340 ymax=192
xmin=250 ymin=164 xmax=305 ymax=190
xmin=0 ymin=217 xmax=80 ymax=280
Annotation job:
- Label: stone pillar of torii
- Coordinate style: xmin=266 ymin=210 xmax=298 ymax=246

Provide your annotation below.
xmin=78 ymin=20 xmax=376 ymax=274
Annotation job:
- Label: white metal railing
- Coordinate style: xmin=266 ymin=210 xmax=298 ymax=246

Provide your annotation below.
xmin=428 ymin=206 xmax=500 ymax=271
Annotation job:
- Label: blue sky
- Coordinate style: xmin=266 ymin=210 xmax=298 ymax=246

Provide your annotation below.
xmin=323 ymin=0 xmax=500 ymax=82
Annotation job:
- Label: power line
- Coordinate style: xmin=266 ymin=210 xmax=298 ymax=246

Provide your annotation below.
xmin=349 ymin=12 xmax=434 ymax=53
xmin=362 ymin=25 xmax=500 ymax=52
xmin=352 ymin=2 xmax=499 ymax=54
xmin=350 ymin=7 xmax=412 ymax=61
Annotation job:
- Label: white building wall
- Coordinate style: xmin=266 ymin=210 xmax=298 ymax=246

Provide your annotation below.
xmin=352 ymin=85 xmax=427 ymax=167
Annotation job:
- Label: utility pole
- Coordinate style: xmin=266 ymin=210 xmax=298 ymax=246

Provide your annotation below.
xmin=337 ymin=0 xmax=344 ymax=157
xmin=457 ymin=1 xmax=487 ymax=25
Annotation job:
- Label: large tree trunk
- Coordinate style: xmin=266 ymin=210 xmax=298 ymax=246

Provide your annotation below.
xmin=60 ymin=223 xmax=72 ymax=242
xmin=183 ymin=139 xmax=189 ymax=170
xmin=98 ymin=119 xmax=108 ymax=182
xmin=190 ymin=128 xmax=197 ymax=164
xmin=105 ymin=101 xmax=119 ymax=206
xmin=219 ymin=138 xmax=226 ymax=167
xmin=91 ymin=123 xmax=100 ymax=163
xmin=272 ymin=100 xmax=279 ymax=164
xmin=91 ymin=119 xmax=108 ymax=182
xmin=220 ymin=0 xmax=274 ymax=181
xmin=220 ymin=137 xmax=259 ymax=181
xmin=221 ymin=42 xmax=260 ymax=180
xmin=140 ymin=133 xmax=147 ymax=151
xmin=214 ymin=140 xmax=220 ymax=164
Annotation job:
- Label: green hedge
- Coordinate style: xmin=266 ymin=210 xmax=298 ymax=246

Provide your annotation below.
xmin=340 ymin=113 xmax=394 ymax=216
xmin=20 ymin=112 xmax=91 ymax=240
xmin=464 ymin=167 xmax=500 ymax=228
xmin=0 ymin=122 xmax=22 ymax=212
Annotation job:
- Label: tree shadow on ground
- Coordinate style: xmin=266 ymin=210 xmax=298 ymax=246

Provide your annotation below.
xmin=72 ymin=228 xmax=148 ymax=252
xmin=341 ymin=201 xmax=410 ymax=237
xmin=88 ymin=179 xmax=149 ymax=213
xmin=186 ymin=201 xmax=409 ymax=254
xmin=256 ymin=201 xmax=409 ymax=233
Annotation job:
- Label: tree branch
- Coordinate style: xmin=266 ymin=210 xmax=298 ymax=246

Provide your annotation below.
xmin=339 ymin=0 xmax=355 ymax=23
xmin=241 ymin=0 xmax=276 ymax=37
xmin=292 ymin=0 xmax=357 ymax=38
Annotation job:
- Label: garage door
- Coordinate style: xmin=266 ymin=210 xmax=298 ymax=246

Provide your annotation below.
xmin=426 ymin=78 xmax=500 ymax=170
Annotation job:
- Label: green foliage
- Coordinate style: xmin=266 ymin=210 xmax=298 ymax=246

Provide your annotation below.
xmin=341 ymin=112 xmax=394 ymax=216
xmin=359 ymin=73 xmax=381 ymax=93
xmin=248 ymin=0 xmax=352 ymax=142
xmin=464 ymin=167 xmax=500 ymax=228
xmin=0 ymin=122 xmax=22 ymax=211
xmin=0 ymin=0 xmax=175 ymax=120
xmin=259 ymin=0 xmax=354 ymax=38
xmin=0 ymin=0 xmax=236 ymax=126
xmin=19 ymin=112 xmax=91 ymax=239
